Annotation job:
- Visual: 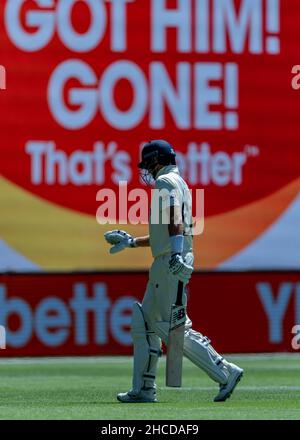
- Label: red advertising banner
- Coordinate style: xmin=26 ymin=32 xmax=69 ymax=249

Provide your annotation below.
xmin=0 ymin=271 xmax=299 ymax=356
xmin=0 ymin=1 xmax=300 ymax=271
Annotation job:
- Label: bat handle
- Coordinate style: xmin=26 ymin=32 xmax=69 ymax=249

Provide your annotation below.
xmin=175 ymin=281 xmax=184 ymax=306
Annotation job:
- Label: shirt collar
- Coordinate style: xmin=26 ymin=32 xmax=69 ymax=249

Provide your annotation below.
xmin=155 ymin=165 xmax=179 ymax=179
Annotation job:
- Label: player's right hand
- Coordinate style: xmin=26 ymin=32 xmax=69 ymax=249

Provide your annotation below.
xmin=169 ymin=253 xmax=193 ymax=283
xmin=104 ymin=230 xmax=137 ymax=254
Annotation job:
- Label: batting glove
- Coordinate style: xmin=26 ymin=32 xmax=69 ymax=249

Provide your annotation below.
xmin=169 ymin=253 xmax=193 ymax=284
xmin=104 ymin=230 xmax=137 ymax=254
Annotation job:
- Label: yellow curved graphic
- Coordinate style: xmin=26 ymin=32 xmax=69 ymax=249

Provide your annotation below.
xmin=0 ymin=176 xmax=151 ymax=270
xmin=0 ymin=175 xmax=300 ymax=269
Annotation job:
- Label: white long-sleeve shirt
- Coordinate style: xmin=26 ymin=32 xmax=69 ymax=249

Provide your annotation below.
xmin=149 ymin=165 xmax=193 ymax=258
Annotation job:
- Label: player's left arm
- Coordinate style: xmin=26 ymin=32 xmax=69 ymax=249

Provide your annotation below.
xmin=168 ymin=205 xmax=193 ymax=284
xmin=168 ymin=204 xmax=183 ymax=237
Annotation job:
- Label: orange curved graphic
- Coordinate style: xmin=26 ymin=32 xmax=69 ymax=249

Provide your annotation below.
xmin=0 ymin=175 xmax=300 ymax=270
xmin=195 ymin=177 xmax=300 ymax=268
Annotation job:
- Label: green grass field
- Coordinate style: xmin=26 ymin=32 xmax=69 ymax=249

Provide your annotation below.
xmin=0 ymin=354 xmax=299 ymax=420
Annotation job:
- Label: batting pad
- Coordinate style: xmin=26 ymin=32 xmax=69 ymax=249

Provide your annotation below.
xmin=154 ymin=322 xmax=228 ymax=385
xmin=131 ymin=302 xmax=162 ymax=393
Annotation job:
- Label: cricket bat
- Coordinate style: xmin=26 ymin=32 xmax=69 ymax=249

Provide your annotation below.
xmin=166 ymin=281 xmax=186 ymax=387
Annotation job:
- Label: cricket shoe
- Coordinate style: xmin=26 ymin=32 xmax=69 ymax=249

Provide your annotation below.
xmin=117 ymin=387 xmax=157 ymax=403
xmin=214 ymin=363 xmax=243 ymax=402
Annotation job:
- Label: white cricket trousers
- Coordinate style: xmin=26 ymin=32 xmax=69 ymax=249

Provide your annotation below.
xmin=131 ymin=254 xmax=229 ymax=393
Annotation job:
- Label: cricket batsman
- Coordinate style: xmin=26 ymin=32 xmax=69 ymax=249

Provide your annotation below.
xmin=104 ymin=140 xmax=243 ymax=403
